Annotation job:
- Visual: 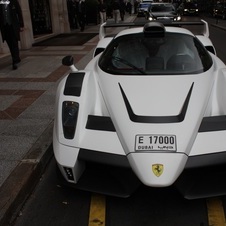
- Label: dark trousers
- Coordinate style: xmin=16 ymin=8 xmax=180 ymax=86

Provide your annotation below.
xmin=77 ymin=13 xmax=85 ymax=31
xmin=3 ymin=24 xmax=20 ymax=64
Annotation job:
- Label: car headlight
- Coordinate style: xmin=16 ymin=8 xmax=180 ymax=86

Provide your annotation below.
xmin=174 ymin=15 xmax=181 ymax=21
xmin=62 ymin=101 xmax=79 ymax=139
xmin=148 ymin=17 xmax=154 ymax=21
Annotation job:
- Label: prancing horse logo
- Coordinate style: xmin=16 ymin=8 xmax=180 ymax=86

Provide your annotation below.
xmin=152 ymin=164 xmax=164 ymax=177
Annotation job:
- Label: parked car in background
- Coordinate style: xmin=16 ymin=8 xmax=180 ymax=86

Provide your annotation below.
xmin=137 ymin=2 xmax=152 ymax=17
xmin=213 ymin=2 xmax=226 ymax=19
xmin=178 ymin=2 xmax=199 ymax=15
xmin=147 ymin=3 xmax=181 ymax=21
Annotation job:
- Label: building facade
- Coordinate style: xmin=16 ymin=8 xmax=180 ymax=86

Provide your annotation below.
xmin=0 ymin=0 xmax=220 ymax=56
xmin=0 ymin=0 xmax=70 ymax=55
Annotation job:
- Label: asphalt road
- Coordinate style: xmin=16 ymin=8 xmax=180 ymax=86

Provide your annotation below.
xmin=209 ymin=25 xmax=226 ymax=62
xmin=12 ymin=156 xmax=210 ymax=226
xmin=11 ymin=15 xmax=226 ymax=226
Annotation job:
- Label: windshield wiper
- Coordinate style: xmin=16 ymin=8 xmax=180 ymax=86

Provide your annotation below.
xmin=112 ymin=56 xmax=147 ymax=75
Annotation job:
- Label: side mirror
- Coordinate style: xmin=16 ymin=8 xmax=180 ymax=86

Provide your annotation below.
xmin=62 ymin=55 xmax=78 ymax=72
xmin=62 ymin=55 xmax=74 ymax=66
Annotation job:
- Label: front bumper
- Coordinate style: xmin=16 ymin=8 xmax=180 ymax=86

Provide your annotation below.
xmin=56 ymin=148 xmax=226 ymax=199
xmin=176 ymin=161 xmax=226 ymax=199
xmin=55 ymin=115 xmax=226 ymax=198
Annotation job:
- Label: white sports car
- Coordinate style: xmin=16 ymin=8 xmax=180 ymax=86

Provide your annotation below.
xmin=53 ymin=20 xmax=226 ymax=199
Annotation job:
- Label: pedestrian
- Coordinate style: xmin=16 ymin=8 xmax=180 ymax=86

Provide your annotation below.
xmin=106 ymin=1 xmax=113 ymax=19
xmin=126 ymin=0 xmax=132 ymax=15
xmin=119 ymin=0 xmax=126 ymax=21
xmin=134 ymin=0 xmax=139 ymax=14
xmin=67 ymin=0 xmax=78 ymax=29
xmin=98 ymin=0 xmax=107 ymax=24
xmin=0 ymin=0 xmax=24 ymax=70
xmin=76 ymin=0 xmax=86 ymax=31
xmin=112 ymin=0 xmax=120 ymax=23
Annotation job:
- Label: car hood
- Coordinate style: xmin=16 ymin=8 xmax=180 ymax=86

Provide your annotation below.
xmin=97 ymin=68 xmax=214 ymax=154
xmin=96 ymin=67 xmax=215 ymax=186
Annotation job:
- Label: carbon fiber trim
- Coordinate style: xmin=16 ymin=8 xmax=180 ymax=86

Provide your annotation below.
xmin=64 ymin=72 xmax=85 ymax=96
xmin=86 ymin=115 xmax=116 ymax=131
xmin=78 ymin=149 xmax=130 ymax=168
xmin=198 ymin=115 xmax=226 ymax=132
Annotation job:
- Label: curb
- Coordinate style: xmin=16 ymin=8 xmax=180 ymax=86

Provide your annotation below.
xmin=0 ymin=122 xmax=54 ymax=226
xmin=211 ymin=23 xmax=226 ymax=31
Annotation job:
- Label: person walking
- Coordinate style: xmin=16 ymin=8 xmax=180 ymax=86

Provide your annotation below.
xmin=119 ymin=0 xmax=125 ymax=21
xmin=126 ymin=0 xmax=132 ymax=16
xmin=76 ymin=0 xmax=86 ymax=31
xmin=98 ymin=0 xmax=107 ymax=24
xmin=0 ymin=0 xmax=24 ymax=70
xmin=67 ymin=0 xmax=78 ymax=29
xmin=134 ymin=0 xmax=139 ymax=14
xmin=112 ymin=0 xmax=120 ymax=23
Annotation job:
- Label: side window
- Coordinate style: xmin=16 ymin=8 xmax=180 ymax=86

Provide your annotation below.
xmin=94 ymin=48 xmax=105 ymax=57
xmin=205 ymin=46 xmax=216 ymax=55
xmin=194 ymin=38 xmax=212 ymax=71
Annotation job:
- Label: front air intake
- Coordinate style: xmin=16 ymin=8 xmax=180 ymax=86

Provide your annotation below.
xmin=143 ymin=22 xmax=166 ymax=37
xmin=64 ymin=167 xmax=74 ymax=181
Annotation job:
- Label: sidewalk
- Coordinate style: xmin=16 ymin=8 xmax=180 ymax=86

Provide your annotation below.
xmin=0 ymin=15 xmax=136 ymax=225
xmin=202 ymin=13 xmax=226 ymax=31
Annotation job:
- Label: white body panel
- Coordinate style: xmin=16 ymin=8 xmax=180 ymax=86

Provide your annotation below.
xmin=53 ymin=21 xmax=226 ymax=195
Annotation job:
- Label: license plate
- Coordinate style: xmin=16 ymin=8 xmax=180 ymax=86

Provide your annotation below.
xmin=135 ymin=134 xmax=177 ymax=151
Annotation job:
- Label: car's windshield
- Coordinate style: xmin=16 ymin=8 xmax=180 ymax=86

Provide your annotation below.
xmin=151 ymin=4 xmax=175 ymax=12
xmin=99 ymin=32 xmax=213 ymax=75
xmin=184 ymin=3 xmax=198 ymax=8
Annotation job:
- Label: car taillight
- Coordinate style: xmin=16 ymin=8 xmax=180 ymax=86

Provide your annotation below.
xmin=62 ymin=101 xmax=79 ymax=139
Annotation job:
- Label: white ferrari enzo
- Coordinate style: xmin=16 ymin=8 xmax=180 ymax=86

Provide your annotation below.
xmin=53 ymin=20 xmax=226 ymax=199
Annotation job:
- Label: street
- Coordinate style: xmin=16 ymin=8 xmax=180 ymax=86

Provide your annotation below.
xmin=13 ymin=157 xmax=209 ymax=226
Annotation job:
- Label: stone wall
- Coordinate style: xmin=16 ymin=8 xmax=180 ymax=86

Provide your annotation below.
xmin=0 ymin=0 xmax=70 ymax=54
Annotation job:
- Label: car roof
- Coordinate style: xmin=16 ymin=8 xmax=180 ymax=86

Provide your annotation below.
xmin=151 ymin=3 xmax=174 ymax=6
xmin=139 ymin=2 xmax=151 ymax=6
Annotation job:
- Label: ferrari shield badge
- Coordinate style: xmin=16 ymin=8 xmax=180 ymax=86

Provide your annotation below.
xmin=152 ymin=164 xmax=164 ymax=177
